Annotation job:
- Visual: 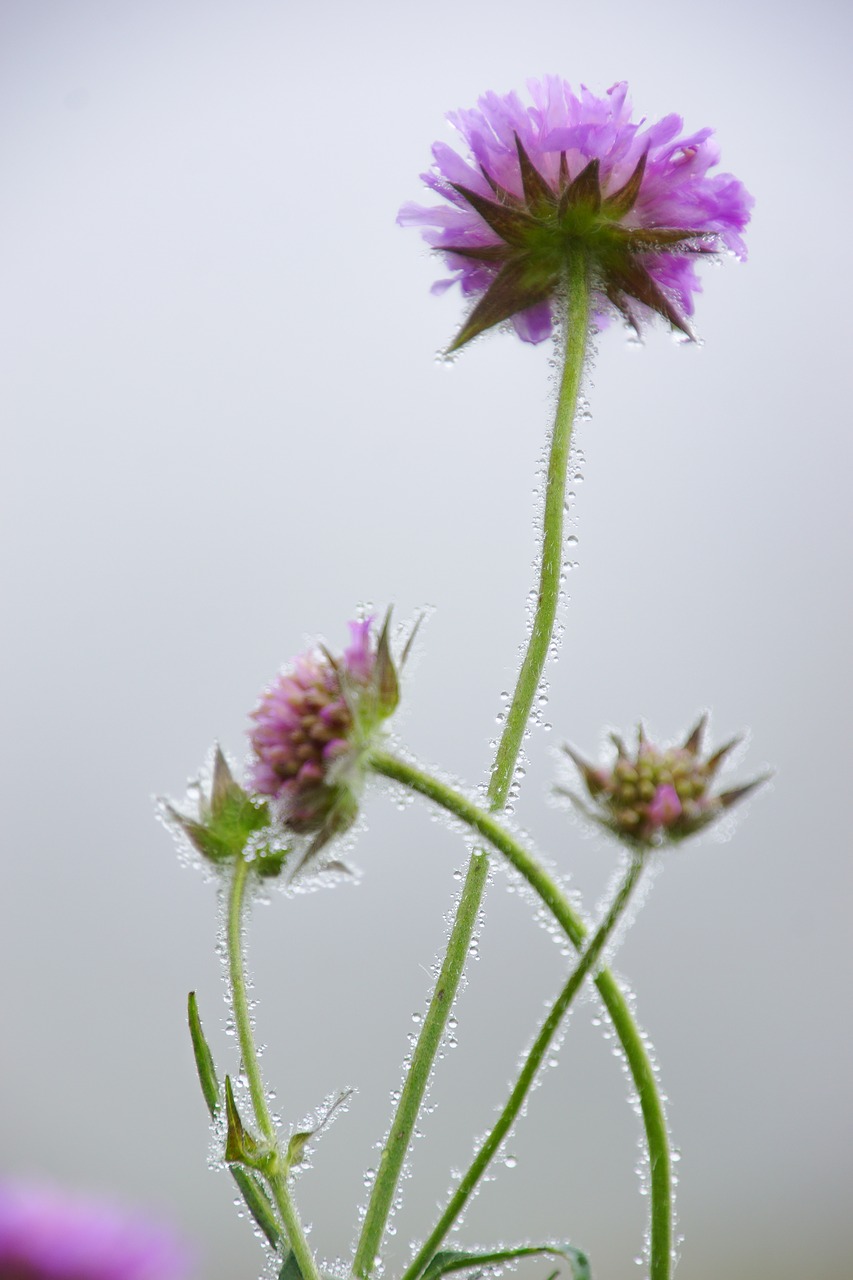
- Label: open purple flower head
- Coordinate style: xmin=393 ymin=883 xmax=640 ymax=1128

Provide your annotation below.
xmin=0 ymin=1183 xmax=192 ymax=1280
xmin=400 ymin=78 xmax=752 ymax=348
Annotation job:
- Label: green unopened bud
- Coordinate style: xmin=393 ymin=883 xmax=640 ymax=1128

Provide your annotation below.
xmin=561 ymin=717 xmax=769 ymax=850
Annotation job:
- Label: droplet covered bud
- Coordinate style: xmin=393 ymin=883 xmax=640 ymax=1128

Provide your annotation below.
xmin=560 ymin=715 xmax=768 ymax=850
xmin=248 ymin=611 xmax=411 ymax=860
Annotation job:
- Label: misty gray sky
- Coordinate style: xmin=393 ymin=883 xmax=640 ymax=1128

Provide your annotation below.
xmin=1 ymin=3 xmax=851 ymax=1279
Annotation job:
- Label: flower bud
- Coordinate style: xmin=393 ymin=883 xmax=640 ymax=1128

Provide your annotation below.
xmin=560 ymin=715 xmax=768 ymax=850
xmin=248 ymin=611 xmax=411 ymax=860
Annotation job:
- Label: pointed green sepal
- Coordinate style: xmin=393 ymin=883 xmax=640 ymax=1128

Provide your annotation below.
xmin=448 ymin=259 xmax=556 ymax=351
xmin=440 ymin=243 xmax=513 ymax=264
xmin=514 ymin=132 xmax=558 ymax=214
xmin=449 ymin=182 xmax=540 ymax=245
xmin=187 ymin=992 xmax=220 ymax=1118
xmin=374 ymin=608 xmax=400 ymax=717
xmin=683 ymin=714 xmax=708 ymax=755
xmin=606 ymin=254 xmax=693 ymax=337
xmin=165 ymin=748 xmax=273 ymax=866
xmin=717 ymin=773 xmax=772 ymax=810
xmin=224 ymin=1075 xmax=261 ymax=1165
xmin=559 ymin=157 xmax=601 ymax=217
xmin=562 ymin=744 xmax=608 ymax=798
xmin=704 ymin=734 xmax=742 ymax=776
xmin=400 ymin=613 xmax=424 ymax=669
xmin=602 ymin=150 xmax=647 ymax=217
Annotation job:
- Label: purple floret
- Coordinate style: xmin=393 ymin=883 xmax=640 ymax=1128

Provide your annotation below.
xmin=0 ymin=1183 xmax=192 ymax=1280
xmin=400 ymin=77 xmax=753 ymax=342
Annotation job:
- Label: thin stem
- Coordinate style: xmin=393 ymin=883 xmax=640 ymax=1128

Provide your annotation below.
xmin=227 ymin=855 xmax=322 ymax=1280
xmin=353 ymin=252 xmax=592 ymax=1280
xmin=352 ymin=849 xmax=489 ymax=1279
xmin=369 ymin=752 xmax=672 ymax=1280
xmin=401 ymin=855 xmax=646 ymax=1280
xmin=489 ymin=250 xmax=591 ymax=809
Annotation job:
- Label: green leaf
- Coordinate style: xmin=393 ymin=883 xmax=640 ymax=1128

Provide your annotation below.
xmin=286 ymin=1130 xmax=313 ymax=1169
xmin=278 ymin=1251 xmax=305 ymax=1280
xmin=187 ymin=992 xmax=219 ymax=1118
xmin=231 ymin=1167 xmax=281 ymax=1249
xmin=421 ymin=1243 xmax=591 ymax=1280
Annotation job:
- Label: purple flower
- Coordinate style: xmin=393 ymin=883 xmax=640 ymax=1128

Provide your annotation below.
xmin=561 ymin=716 xmax=767 ymax=849
xmin=0 ymin=1182 xmax=192 ymax=1280
xmin=249 ymin=614 xmax=407 ymax=857
xmin=399 ymin=78 xmax=752 ymax=349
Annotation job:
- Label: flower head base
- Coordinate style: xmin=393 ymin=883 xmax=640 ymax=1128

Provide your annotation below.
xmin=561 ymin=715 xmax=767 ymax=850
xmin=249 ymin=612 xmax=411 ymax=860
xmin=164 ymin=747 xmax=285 ymax=876
xmin=0 ymin=1182 xmax=191 ymax=1280
xmin=400 ymin=79 xmax=752 ymax=349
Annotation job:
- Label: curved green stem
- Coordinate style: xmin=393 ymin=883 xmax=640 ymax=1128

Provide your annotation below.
xmin=353 ymin=252 xmax=592 ymax=1280
xmin=354 ymin=258 xmax=591 ymax=1278
xmin=227 ymin=855 xmax=321 ymax=1280
xmin=369 ymin=752 xmax=672 ymax=1280
xmin=401 ymin=855 xmax=646 ymax=1280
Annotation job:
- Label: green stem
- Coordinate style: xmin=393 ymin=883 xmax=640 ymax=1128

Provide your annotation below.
xmin=227 ymin=855 xmax=322 ymax=1280
xmin=369 ymin=752 xmax=672 ymax=1280
xmin=352 ymin=849 xmax=489 ymax=1280
xmin=353 ymin=251 xmax=592 ymax=1280
xmin=489 ymin=249 xmax=591 ymax=810
xmin=401 ymin=855 xmax=646 ymax=1280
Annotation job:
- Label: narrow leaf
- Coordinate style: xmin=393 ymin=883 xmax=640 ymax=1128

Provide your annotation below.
xmin=187 ymin=992 xmax=219 ymax=1118
xmin=279 ymin=1252 xmax=304 ymax=1280
xmin=421 ymin=1242 xmax=591 ymax=1280
xmin=231 ymin=1167 xmax=281 ymax=1248
xmin=286 ymin=1130 xmax=313 ymax=1169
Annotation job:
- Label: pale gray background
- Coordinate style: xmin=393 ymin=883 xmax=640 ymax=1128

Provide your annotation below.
xmin=1 ymin=2 xmax=851 ymax=1278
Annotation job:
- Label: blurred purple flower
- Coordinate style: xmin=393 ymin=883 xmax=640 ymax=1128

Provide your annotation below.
xmin=400 ymin=78 xmax=752 ymax=349
xmin=0 ymin=1183 xmax=191 ymax=1280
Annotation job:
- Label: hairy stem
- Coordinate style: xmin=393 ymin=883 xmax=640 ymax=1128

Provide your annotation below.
xmin=401 ymin=855 xmax=646 ymax=1280
xmin=489 ymin=251 xmax=591 ymax=810
xmin=369 ymin=752 xmax=673 ymax=1280
xmin=353 ymin=256 xmax=592 ymax=1278
xmin=227 ymin=855 xmax=321 ymax=1280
